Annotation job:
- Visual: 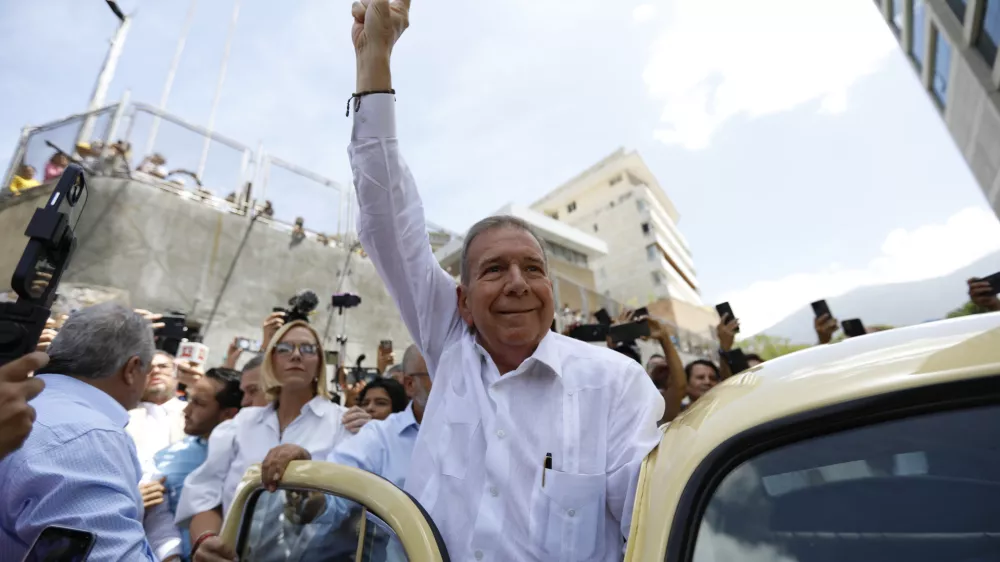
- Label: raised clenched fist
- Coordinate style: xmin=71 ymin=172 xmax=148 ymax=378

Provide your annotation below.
xmin=351 ymin=0 xmax=410 ymax=59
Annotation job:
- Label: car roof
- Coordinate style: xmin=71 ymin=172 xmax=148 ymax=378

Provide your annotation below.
xmin=685 ymin=311 xmax=1000 ymax=439
xmin=626 ymin=312 xmax=1000 ymax=561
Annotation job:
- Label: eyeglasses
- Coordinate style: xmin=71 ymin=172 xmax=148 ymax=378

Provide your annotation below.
xmin=274 ymin=342 xmax=318 ymax=356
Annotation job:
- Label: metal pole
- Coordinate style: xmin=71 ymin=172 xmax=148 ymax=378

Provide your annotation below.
xmin=79 ymin=16 xmax=131 ymax=146
xmin=197 ymin=0 xmax=241 ymax=179
xmin=145 ymin=0 xmax=199 ymax=156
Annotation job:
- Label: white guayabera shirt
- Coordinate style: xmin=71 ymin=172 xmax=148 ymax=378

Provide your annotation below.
xmin=349 ymin=94 xmax=665 ymax=562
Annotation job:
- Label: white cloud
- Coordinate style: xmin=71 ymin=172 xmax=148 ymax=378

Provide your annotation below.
xmin=719 ymin=207 xmax=1000 ymax=336
xmin=642 ymin=0 xmax=897 ymax=149
xmin=633 ymin=4 xmax=658 ymax=23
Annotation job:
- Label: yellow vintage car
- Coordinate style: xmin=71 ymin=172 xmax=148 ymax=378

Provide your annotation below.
xmin=220 ymin=312 xmax=1000 ymax=561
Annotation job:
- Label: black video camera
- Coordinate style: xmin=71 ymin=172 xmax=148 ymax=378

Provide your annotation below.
xmin=275 ymin=289 xmax=319 ymax=324
xmin=0 ymin=165 xmax=88 ymax=366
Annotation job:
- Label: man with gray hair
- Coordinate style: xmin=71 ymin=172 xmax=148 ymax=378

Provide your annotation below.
xmin=343 ymin=2 xmax=664 ymax=560
xmin=0 ymin=303 xmax=178 ymax=561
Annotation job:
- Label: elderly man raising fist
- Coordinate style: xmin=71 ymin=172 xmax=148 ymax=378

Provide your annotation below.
xmin=346 ymin=1 xmax=663 ymax=561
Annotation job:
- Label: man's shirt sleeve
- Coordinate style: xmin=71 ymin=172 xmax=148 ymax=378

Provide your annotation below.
xmin=4 ymin=429 xmax=156 ymax=561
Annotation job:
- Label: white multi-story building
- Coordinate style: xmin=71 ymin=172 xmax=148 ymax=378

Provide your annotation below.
xmin=530 ymin=148 xmax=703 ymax=308
xmin=872 ymin=0 xmax=1000 ymax=217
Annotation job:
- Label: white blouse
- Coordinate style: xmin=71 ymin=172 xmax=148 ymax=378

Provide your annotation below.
xmin=175 ymin=396 xmax=351 ymax=525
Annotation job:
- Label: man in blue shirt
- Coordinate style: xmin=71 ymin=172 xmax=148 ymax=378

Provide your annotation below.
xmin=151 ymin=365 xmax=245 ymax=560
xmin=0 ymin=303 xmax=166 ymax=561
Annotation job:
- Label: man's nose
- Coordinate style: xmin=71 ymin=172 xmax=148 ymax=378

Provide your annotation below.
xmin=504 ymin=266 xmax=529 ymax=294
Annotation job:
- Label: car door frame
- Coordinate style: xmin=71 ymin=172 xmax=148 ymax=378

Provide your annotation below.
xmin=221 ymin=460 xmax=449 ymax=562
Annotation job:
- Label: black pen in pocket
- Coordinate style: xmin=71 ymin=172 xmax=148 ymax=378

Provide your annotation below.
xmin=543 ymin=452 xmax=552 ymax=487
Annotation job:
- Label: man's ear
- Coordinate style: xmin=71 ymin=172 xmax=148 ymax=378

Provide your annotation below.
xmin=122 ymin=356 xmax=146 ymax=387
xmin=456 ymin=285 xmax=475 ymax=328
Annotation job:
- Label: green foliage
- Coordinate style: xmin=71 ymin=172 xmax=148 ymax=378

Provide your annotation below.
xmin=947 ymin=301 xmax=984 ymax=318
xmin=735 ymin=334 xmax=811 ymax=361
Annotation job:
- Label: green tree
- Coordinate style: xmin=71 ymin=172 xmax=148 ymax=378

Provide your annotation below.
xmin=736 ymin=334 xmax=811 ymax=361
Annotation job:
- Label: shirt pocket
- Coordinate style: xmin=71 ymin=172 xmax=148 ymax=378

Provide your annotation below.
xmin=530 ymin=469 xmax=606 ymax=561
xmin=439 ymin=403 xmax=479 ymax=479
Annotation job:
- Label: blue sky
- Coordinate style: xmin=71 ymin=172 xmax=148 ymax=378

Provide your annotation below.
xmin=3 ymin=0 xmax=999 ymax=334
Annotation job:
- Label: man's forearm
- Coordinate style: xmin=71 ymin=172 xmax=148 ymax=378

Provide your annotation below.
xmin=357 ymin=55 xmax=391 ymax=92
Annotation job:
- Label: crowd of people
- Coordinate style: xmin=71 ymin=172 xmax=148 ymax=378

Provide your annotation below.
xmin=1 ymin=1 xmax=999 ymax=561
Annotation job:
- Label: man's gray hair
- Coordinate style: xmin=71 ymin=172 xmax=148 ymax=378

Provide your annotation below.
xmin=401 ymin=344 xmax=424 ymax=375
xmin=45 ymin=303 xmax=155 ymax=380
xmin=459 ymin=215 xmax=549 ymax=286
xmin=242 ymin=353 xmax=265 ymax=373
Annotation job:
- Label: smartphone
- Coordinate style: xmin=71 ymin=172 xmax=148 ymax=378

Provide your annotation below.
xmin=22 ymin=525 xmax=95 ymax=562
xmin=631 ymin=307 xmax=649 ymax=320
xmin=594 ymin=308 xmax=612 ymax=326
xmin=568 ymin=323 xmax=609 ymax=342
xmin=842 ymin=318 xmax=867 ymax=338
xmin=810 ymin=299 xmax=831 ymax=318
xmin=978 ymin=271 xmax=1000 ymax=295
xmin=235 ymin=337 xmax=254 ymax=351
xmin=157 ymin=314 xmax=187 ymax=339
xmin=715 ymin=302 xmax=739 ymax=333
xmin=272 ymin=306 xmax=287 ymax=318
xmin=379 ymin=340 xmax=393 ymax=353
xmin=723 ymin=348 xmax=751 ymax=374
xmin=609 ymin=319 xmax=651 ymax=343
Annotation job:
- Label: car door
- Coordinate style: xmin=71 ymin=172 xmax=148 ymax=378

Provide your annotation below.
xmin=220 ymin=460 xmax=448 ymax=562
xmin=660 ymin=376 xmax=1000 ymax=562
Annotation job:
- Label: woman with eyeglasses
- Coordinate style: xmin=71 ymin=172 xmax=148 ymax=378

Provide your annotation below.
xmin=178 ymin=320 xmax=371 ymax=560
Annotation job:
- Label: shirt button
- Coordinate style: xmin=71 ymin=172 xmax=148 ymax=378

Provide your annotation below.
xmin=475 ymin=550 xmax=484 ymax=560
xmin=496 ymin=429 xmax=505 ymax=438
xmin=490 ymin=486 xmax=498 ymax=497
xmin=568 ymin=509 xmax=576 ymax=517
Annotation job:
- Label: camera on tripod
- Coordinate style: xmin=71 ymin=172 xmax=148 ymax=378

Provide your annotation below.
xmin=274 ymin=289 xmax=320 ymax=324
xmin=0 ymin=165 xmax=88 ymax=366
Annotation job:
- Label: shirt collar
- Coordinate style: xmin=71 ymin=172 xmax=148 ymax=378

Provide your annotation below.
xmin=263 ymin=395 xmax=328 ymax=431
xmin=395 ymin=402 xmax=419 ymax=434
xmin=36 ymin=374 xmax=130 ymax=428
xmin=474 ymin=330 xmax=563 ymax=378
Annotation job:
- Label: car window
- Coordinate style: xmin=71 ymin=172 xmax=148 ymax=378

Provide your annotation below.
xmin=687 ymin=403 xmax=1000 ymax=562
xmin=238 ymin=487 xmax=409 ymax=561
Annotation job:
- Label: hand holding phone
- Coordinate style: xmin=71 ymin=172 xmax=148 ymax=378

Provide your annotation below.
xmin=810 ymin=299 xmax=831 ymax=319
xmin=715 ymin=302 xmax=739 ymax=333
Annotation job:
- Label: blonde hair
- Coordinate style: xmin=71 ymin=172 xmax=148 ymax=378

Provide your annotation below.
xmin=260 ymin=320 xmax=330 ymax=401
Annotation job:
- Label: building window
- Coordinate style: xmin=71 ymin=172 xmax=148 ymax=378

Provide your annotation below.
xmin=911 ymin=0 xmax=927 ymax=70
xmin=549 ymin=242 xmax=588 ymax=267
xmin=651 ymin=271 xmax=663 ymax=286
xmin=891 ymin=0 xmax=907 ymax=34
xmin=609 ymin=174 xmax=622 ymax=186
xmin=546 ymin=210 xmax=559 ymax=220
xmin=636 ymin=199 xmax=648 ymax=212
xmin=592 ymin=223 xmax=599 ymax=232
xmin=641 ymin=222 xmax=651 ymax=235
xmin=567 ymin=201 xmax=577 ymax=213
xmin=646 ymin=244 xmax=658 ymax=261
xmin=976 ymin=0 xmax=1000 ymax=65
xmin=932 ymin=27 xmax=951 ymax=106
xmin=946 ymin=0 xmax=967 ymax=22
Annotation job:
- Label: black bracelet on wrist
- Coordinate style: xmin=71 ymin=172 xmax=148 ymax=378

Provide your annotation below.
xmin=346 ymin=89 xmax=396 ymax=116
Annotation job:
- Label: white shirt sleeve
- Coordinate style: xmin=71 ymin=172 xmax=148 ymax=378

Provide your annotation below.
xmin=174 ymin=420 xmax=236 ymax=526
xmin=606 ymin=361 xmax=665 ymax=540
xmin=348 ymin=94 xmax=465 ymax=378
